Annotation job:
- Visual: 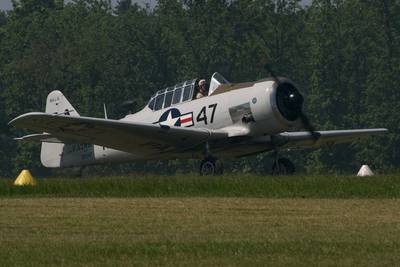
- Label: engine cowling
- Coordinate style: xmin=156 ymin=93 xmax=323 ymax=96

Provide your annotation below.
xmin=250 ymin=78 xmax=303 ymax=135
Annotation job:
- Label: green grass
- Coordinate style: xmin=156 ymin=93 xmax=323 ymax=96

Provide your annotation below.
xmin=2 ymin=175 xmax=400 ymax=266
xmin=1 ymin=198 xmax=400 ymax=266
xmin=0 ymin=174 xmax=400 ymax=198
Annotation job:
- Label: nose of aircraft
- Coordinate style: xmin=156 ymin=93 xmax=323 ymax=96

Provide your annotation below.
xmin=275 ymin=81 xmax=304 ymax=121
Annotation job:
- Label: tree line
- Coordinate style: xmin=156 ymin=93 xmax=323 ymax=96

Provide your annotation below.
xmin=0 ymin=0 xmax=398 ymax=177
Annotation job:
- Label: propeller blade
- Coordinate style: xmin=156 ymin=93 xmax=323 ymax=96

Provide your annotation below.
xmin=264 ymin=63 xmax=280 ymax=85
xmin=299 ymin=112 xmax=320 ymax=140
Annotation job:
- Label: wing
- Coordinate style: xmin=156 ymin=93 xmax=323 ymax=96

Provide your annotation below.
xmin=9 ymin=112 xmax=228 ymax=155
xmin=273 ymin=129 xmax=388 ymax=149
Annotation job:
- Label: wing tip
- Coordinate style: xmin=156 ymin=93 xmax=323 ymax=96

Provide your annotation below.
xmin=373 ymin=128 xmax=389 ymax=134
xmin=8 ymin=112 xmax=47 ymax=127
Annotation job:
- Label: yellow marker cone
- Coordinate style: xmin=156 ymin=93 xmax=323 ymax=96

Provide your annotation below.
xmin=14 ymin=170 xmax=37 ymax=186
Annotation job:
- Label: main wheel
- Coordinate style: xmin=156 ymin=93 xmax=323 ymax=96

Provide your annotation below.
xmin=199 ymin=157 xmax=223 ymax=176
xmin=272 ymin=157 xmax=295 ymax=175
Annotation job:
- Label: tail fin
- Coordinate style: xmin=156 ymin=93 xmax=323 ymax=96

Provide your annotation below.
xmin=41 ymin=91 xmax=81 ymax=168
xmin=45 ymin=90 xmax=80 ymax=116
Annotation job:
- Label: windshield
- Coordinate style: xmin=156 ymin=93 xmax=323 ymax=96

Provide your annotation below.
xmin=208 ymin=72 xmax=230 ymax=95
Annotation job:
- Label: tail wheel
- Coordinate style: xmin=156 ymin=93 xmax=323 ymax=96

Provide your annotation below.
xmin=272 ymin=157 xmax=295 ymax=175
xmin=200 ymin=157 xmax=223 ymax=176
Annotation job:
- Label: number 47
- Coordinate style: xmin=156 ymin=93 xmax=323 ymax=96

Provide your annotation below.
xmin=196 ymin=104 xmax=217 ymax=125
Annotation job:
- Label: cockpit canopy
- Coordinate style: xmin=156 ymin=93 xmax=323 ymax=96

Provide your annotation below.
xmin=147 ymin=79 xmax=197 ymax=111
xmin=146 ymin=73 xmax=230 ymax=111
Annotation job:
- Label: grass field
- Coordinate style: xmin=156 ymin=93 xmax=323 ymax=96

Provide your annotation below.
xmin=1 ymin=198 xmax=400 ymax=266
xmin=1 ymin=175 xmax=400 ymax=266
xmin=1 ymin=174 xmax=400 ymax=198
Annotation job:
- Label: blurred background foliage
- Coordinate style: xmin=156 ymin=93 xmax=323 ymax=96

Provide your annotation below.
xmin=0 ymin=0 xmax=398 ymax=177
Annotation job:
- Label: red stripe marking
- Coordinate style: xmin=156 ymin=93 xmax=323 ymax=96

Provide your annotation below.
xmin=180 ymin=117 xmax=192 ymax=123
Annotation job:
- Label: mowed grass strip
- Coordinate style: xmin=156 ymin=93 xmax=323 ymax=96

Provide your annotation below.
xmin=1 ymin=174 xmax=400 ymax=198
xmin=1 ymin=198 xmax=400 ymax=266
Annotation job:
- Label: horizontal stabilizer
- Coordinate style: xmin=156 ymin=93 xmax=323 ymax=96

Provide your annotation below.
xmin=14 ymin=133 xmax=67 ymax=143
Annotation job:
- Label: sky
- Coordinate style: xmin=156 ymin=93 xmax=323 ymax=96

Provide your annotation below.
xmin=0 ymin=0 xmax=311 ymax=11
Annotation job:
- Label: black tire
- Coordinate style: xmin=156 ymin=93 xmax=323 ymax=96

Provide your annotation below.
xmin=272 ymin=157 xmax=295 ymax=175
xmin=199 ymin=157 xmax=223 ymax=176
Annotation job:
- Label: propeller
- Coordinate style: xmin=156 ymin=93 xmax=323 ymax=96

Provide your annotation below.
xmin=264 ymin=63 xmax=320 ymax=140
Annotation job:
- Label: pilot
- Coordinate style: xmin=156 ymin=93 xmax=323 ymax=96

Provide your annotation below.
xmin=196 ymin=79 xmax=208 ymax=99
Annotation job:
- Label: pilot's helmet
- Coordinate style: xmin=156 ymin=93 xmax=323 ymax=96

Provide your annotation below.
xmin=198 ymin=79 xmax=206 ymax=87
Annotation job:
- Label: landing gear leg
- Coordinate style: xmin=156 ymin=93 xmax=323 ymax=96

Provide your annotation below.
xmin=271 ymin=151 xmax=295 ymax=175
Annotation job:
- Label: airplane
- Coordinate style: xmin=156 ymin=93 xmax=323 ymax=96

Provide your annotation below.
xmin=9 ymin=71 xmax=388 ymax=175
